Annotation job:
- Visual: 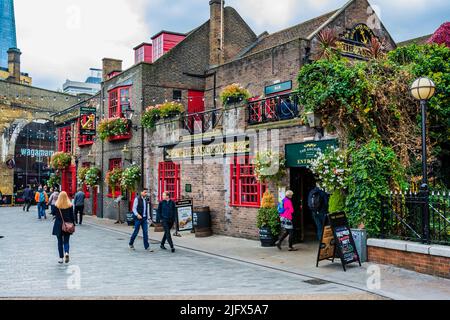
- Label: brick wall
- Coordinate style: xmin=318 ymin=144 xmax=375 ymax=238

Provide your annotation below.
xmin=368 ymin=246 xmax=450 ymax=279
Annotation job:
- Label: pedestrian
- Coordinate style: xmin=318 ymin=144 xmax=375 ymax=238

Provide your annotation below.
xmin=276 ymin=190 xmax=297 ymax=251
xmin=0 ymin=190 xmax=3 ymax=206
xmin=308 ymin=184 xmax=329 ymax=240
xmin=128 ymin=188 xmax=153 ymax=252
xmin=156 ymin=191 xmax=177 ymax=253
xmin=22 ymin=185 xmax=34 ymax=212
xmin=48 ymin=188 xmax=60 ymax=217
xmin=34 ymin=186 xmax=48 ymax=220
xmin=73 ymin=188 xmax=86 ymax=225
xmin=53 ymin=191 xmax=76 ymax=264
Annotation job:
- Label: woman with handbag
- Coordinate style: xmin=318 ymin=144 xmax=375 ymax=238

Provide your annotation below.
xmin=275 ymin=190 xmax=298 ymax=251
xmin=53 ymin=191 xmax=76 ymax=264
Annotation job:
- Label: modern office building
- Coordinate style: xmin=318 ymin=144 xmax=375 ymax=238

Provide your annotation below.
xmin=62 ymin=68 xmax=102 ymax=96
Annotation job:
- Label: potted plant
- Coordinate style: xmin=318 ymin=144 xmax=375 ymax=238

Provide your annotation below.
xmin=50 ymin=152 xmax=72 ymax=170
xmin=220 ymin=83 xmax=251 ymax=106
xmin=142 ymin=102 xmax=185 ymax=130
xmin=98 ymin=117 xmax=131 ymax=141
xmin=256 ymin=190 xmax=280 ymax=247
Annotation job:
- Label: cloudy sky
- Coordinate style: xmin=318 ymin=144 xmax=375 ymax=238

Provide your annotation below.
xmin=14 ymin=0 xmax=449 ymax=91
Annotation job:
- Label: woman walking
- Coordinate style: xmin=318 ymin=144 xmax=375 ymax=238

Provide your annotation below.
xmin=53 ymin=191 xmax=75 ymax=264
xmin=48 ymin=188 xmax=59 ymax=216
xmin=276 ymin=190 xmax=297 ymax=251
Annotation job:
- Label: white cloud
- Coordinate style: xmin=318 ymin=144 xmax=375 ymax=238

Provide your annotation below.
xmin=15 ymin=0 xmax=149 ymax=90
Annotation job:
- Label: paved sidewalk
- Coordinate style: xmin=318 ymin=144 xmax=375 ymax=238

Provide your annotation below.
xmin=84 ymin=215 xmax=450 ymax=300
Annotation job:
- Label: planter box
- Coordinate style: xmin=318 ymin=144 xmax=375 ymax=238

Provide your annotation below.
xmin=259 ymin=226 xmax=277 ymax=247
xmin=351 ymin=228 xmax=367 ymax=263
xmin=108 ymin=132 xmax=132 ymax=142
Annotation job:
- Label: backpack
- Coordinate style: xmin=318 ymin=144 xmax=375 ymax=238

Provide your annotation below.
xmin=308 ymin=189 xmax=322 ymax=212
xmin=39 ymin=192 xmax=45 ymax=203
xmin=277 ymin=198 xmax=285 ymax=215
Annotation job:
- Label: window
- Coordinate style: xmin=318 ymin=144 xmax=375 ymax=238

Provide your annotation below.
xmin=153 ymin=35 xmax=163 ymax=61
xmin=173 ymin=90 xmax=182 ymax=101
xmin=135 ymin=46 xmax=144 ymax=64
xmin=108 ymin=86 xmax=131 ymax=118
xmin=158 ymin=162 xmax=180 ymax=201
xmin=109 ymin=158 xmax=122 ymax=170
xmin=58 ymin=126 xmax=72 ymax=153
xmin=230 ymin=156 xmax=265 ymax=207
xmin=78 ymin=116 xmax=94 ymax=146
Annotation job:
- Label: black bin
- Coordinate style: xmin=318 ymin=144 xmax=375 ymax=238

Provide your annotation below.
xmin=193 ymin=206 xmax=212 ymax=237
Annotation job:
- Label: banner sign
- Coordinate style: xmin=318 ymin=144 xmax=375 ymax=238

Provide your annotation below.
xmin=175 ymin=199 xmax=194 ymax=232
xmin=80 ymin=106 xmax=97 ymax=136
xmin=285 ymin=139 xmax=338 ymax=167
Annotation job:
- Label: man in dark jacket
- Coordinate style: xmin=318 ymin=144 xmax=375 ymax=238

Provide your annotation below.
xmin=23 ymin=185 xmax=34 ymax=212
xmin=129 ymin=189 xmax=153 ymax=252
xmin=157 ymin=192 xmax=176 ymax=253
xmin=308 ymin=185 xmax=329 ymax=241
xmin=73 ymin=188 xmax=86 ymax=225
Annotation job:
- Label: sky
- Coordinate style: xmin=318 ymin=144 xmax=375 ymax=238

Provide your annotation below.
xmin=13 ymin=0 xmax=450 ymax=91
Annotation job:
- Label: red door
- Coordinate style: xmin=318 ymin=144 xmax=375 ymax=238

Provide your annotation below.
xmin=61 ymin=165 xmax=76 ymax=198
xmin=187 ymin=90 xmax=205 ymax=133
xmin=92 ymin=186 xmax=98 ymax=216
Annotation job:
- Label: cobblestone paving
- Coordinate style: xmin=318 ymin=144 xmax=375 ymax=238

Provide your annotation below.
xmin=0 ymin=207 xmax=380 ymax=299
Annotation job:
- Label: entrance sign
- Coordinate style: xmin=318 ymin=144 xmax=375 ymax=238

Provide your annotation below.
xmin=316 ymin=212 xmax=361 ymax=271
xmin=175 ymin=199 xmax=194 ymax=231
xmin=285 ymin=139 xmax=337 ymax=167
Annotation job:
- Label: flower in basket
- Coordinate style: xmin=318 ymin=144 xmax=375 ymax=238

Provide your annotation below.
xmin=84 ymin=167 xmax=101 ymax=187
xmin=254 ymin=151 xmax=286 ymax=185
xmin=142 ymin=102 xmax=185 ymax=129
xmin=309 ymin=146 xmax=348 ymax=193
xmin=105 ymin=168 xmax=123 ymax=194
xmin=220 ymin=83 xmax=251 ymax=105
xmin=78 ymin=167 xmax=89 ymax=183
xmin=50 ymin=152 xmax=72 ymax=170
xmin=120 ymin=165 xmax=141 ymax=192
xmin=97 ymin=117 xmax=130 ymax=141
xmin=46 ymin=173 xmax=61 ymax=188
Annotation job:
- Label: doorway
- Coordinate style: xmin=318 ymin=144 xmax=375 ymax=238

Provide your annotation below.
xmin=290 ymin=167 xmax=317 ymax=242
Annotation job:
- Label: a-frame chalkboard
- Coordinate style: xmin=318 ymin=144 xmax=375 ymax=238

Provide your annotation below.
xmin=316 ymin=212 xmax=361 ymax=271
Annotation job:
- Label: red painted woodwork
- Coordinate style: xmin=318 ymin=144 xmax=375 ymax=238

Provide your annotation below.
xmin=107 ymin=159 xmax=123 ymax=198
xmin=158 ymin=162 xmax=181 ymax=201
xmin=58 ymin=126 xmax=72 ymax=153
xmin=107 ymin=132 xmax=132 ymax=142
xmin=129 ymin=192 xmax=136 ymax=212
xmin=186 ymin=90 xmax=205 ymax=132
xmin=230 ymin=156 xmax=264 ymax=207
xmin=134 ymin=43 xmax=153 ymax=64
xmin=61 ymin=165 xmax=76 ymax=198
xmin=108 ymin=86 xmax=131 ymax=118
xmin=92 ymin=186 xmax=98 ymax=216
xmin=151 ymin=31 xmax=186 ymax=61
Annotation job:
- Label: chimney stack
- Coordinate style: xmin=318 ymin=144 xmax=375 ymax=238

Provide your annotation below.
xmin=209 ymin=0 xmax=224 ymax=67
xmin=102 ymin=58 xmax=123 ymax=81
xmin=7 ymin=48 xmax=21 ymax=84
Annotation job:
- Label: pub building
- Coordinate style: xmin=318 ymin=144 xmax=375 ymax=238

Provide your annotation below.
xmin=52 ymin=0 xmax=397 ymax=240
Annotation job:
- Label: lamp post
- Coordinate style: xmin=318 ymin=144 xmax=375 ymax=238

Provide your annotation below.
xmin=410 ymin=77 xmax=436 ymax=244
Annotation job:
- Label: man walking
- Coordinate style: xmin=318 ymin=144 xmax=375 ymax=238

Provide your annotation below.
xmin=34 ymin=186 xmax=48 ymax=220
xmin=308 ymin=184 xmax=329 ymax=240
xmin=129 ymin=188 xmax=153 ymax=252
xmin=73 ymin=188 xmax=86 ymax=225
xmin=157 ymin=192 xmax=177 ymax=253
xmin=23 ymin=185 xmax=34 ymax=212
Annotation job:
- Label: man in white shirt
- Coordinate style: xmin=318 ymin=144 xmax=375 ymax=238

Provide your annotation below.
xmin=128 ymin=188 xmax=153 ymax=252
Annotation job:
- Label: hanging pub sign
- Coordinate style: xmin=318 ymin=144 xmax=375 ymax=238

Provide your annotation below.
xmin=335 ymin=23 xmax=377 ymax=60
xmin=175 ymin=199 xmax=194 ymax=232
xmin=316 ymin=212 xmax=361 ymax=271
xmin=285 ymin=139 xmax=338 ymax=168
xmin=79 ymin=106 xmax=97 ymax=136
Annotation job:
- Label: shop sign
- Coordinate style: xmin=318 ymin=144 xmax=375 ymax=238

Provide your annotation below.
xmin=19 ymin=148 xmax=54 ymax=158
xmin=265 ymin=81 xmax=292 ymax=96
xmin=335 ymin=23 xmax=377 ymax=60
xmin=164 ymin=136 xmax=251 ymax=161
xmin=285 ymin=139 xmax=337 ymax=167
xmin=80 ymin=106 xmax=97 ymax=136
xmin=175 ymin=200 xmax=194 ymax=232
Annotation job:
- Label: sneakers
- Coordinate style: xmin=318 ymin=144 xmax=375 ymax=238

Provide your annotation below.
xmin=58 ymin=259 xmax=63 ymax=264
xmin=129 ymin=245 xmax=135 ymax=250
xmin=160 ymin=245 xmax=167 ymax=250
xmin=288 ymin=247 xmax=298 ymax=251
xmin=64 ymin=253 xmax=70 ymax=263
xmin=145 ymin=248 xmax=154 ymax=252
xmin=171 ymin=248 xmax=175 ymax=253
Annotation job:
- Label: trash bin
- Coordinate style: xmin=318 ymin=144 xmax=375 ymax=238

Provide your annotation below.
xmin=193 ymin=206 xmax=212 ymax=237
xmin=351 ymin=228 xmax=367 ymax=263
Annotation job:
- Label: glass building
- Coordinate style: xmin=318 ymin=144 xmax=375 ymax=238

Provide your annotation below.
xmin=0 ymin=0 xmax=17 ymax=69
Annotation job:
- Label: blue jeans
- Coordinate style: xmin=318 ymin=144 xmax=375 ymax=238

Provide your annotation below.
xmin=129 ymin=219 xmax=149 ymax=249
xmin=57 ymin=234 xmax=70 ymax=258
xmin=38 ymin=202 xmax=46 ymax=219
xmin=312 ymin=212 xmax=326 ymax=240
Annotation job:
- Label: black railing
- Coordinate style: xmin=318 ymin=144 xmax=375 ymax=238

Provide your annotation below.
xmin=182 ymin=108 xmax=224 ymax=135
xmin=380 ymin=191 xmax=450 ymax=245
xmin=247 ymin=94 xmax=299 ymax=125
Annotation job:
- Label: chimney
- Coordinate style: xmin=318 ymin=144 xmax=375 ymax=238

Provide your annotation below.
xmin=7 ymin=48 xmax=21 ymax=84
xmin=209 ymin=0 xmax=224 ymax=67
xmin=102 ymin=58 xmax=123 ymax=81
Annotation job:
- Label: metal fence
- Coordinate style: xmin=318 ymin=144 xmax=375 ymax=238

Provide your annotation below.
xmin=380 ymin=190 xmax=450 ymax=245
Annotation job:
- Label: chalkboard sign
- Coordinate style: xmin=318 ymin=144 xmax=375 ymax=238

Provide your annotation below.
xmin=175 ymin=200 xmax=194 ymax=232
xmin=316 ymin=212 xmax=361 ymax=271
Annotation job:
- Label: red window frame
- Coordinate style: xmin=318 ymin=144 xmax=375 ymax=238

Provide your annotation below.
xmin=230 ymin=156 xmax=265 ymax=207
xmin=108 ymin=86 xmax=131 ymax=118
xmin=107 ymin=158 xmax=122 ymax=198
xmin=77 ymin=116 xmax=94 ymax=146
xmin=158 ymin=162 xmax=180 ymax=202
xmin=81 ymin=162 xmax=91 ymax=199
xmin=58 ymin=126 xmax=72 ymax=153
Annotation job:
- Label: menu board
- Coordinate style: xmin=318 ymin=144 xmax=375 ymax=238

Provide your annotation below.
xmin=175 ymin=200 xmax=194 ymax=231
xmin=316 ymin=212 xmax=361 ymax=271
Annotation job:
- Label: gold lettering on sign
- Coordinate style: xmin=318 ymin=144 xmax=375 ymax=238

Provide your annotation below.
xmin=166 ymin=140 xmax=250 ymax=160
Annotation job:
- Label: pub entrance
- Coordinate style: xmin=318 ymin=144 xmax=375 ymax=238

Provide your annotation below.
xmin=290 ymin=167 xmax=317 ymax=242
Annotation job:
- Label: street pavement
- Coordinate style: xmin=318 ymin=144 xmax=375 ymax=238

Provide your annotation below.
xmin=0 ymin=206 xmax=383 ymax=299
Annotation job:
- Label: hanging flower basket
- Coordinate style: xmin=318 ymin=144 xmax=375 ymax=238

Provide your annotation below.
xmin=98 ymin=117 xmax=131 ymax=141
xmin=46 ymin=173 xmax=61 ymax=188
xmin=84 ymin=167 xmax=102 ymax=187
xmin=50 ymin=152 xmax=72 ymax=170
xmin=105 ymin=168 xmax=123 ymax=197
xmin=254 ymin=151 xmax=286 ymax=185
xmin=120 ymin=165 xmax=141 ymax=193
xmin=142 ymin=102 xmax=185 ymax=129
xmin=220 ymin=83 xmax=251 ymax=106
